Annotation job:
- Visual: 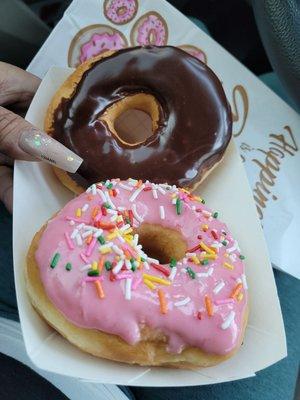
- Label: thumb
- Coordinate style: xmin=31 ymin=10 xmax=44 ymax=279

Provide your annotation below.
xmin=0 ymin=106 xmax=82 ymax=173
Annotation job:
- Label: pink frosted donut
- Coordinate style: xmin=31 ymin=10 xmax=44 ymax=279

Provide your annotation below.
xmin=131 ymin=12 xmax=168 ymax=46
xmin=79 ymin=32 xmax=126 ymax=63
xmin=29 ymin=178 xmax=248 ymax=366
xmin=68 ymin=25 xmax=128 ymax=68
xmin=104 ymin=0 xmax=138 ymax=25
xmin=179 ymin=45 xmax=207 ymax=64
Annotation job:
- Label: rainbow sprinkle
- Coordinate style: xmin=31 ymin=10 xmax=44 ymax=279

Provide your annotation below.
xmin=50 ymin=253 xmax=60 ymax=268
xmin=65 ymin=262 xmax=72 ymax=271
xmin=186 ymin=266 xmax=196 ymax=279
xmin=175 ymin=198 xmax=182 ymax=215
xmin=158 ymin=289 xmax=167 ymax=314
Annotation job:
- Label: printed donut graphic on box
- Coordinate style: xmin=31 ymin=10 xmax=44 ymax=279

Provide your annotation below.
xmin=68 ymin=24 xmax=128 ymax=67
xmin=178 ymin=45 xmax=207 ymax=64
xmin=103 ymin=0 xmax=138 ymax=25
xmin=130 ymin=11 xmax=168 ymax=46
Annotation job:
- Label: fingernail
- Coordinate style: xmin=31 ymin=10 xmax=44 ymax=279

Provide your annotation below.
xmin=19 ymin=129 xmax=83 ymax=173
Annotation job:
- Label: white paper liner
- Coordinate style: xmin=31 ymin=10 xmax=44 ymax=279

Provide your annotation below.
xmin=13 ymin=66 xmax=286 ymax=386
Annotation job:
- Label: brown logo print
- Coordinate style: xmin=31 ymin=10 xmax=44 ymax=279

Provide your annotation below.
xmin=251 ymin=126 xmax=298 ymax=220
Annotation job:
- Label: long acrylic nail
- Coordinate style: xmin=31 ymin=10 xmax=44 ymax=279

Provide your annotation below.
xmin=19 ymin=129 xmax=83 ymax=173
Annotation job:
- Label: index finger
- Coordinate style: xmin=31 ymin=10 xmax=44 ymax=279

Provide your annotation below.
xmin=0 ymin=62 xmax=41 ymax=107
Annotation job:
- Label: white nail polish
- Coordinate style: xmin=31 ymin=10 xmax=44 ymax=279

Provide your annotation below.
xmin=19 ymin=129 xmax=83 ymax=173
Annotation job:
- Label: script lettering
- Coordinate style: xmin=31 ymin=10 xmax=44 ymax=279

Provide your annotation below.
xmin=252 ymin=126 xmax=298 ymax=219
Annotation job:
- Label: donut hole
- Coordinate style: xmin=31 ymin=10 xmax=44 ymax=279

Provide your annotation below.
xmin=136 ymin=223 xmax=187 ymax=264
xmin=114 ymin=109 xmax=152 ymax=145
xmin=100 ymin=93 xmax=161 ymax=146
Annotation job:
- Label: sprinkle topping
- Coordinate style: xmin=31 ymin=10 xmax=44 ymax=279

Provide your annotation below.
xmin=50 ymin=253 xmax=60 ymax=268
xmin=221 ymin=311 xmax=235 ymax=330
xmin=158 ymin=289 xmax=168 ymax=314
xmin=37 ymin=179 xmax=247 ymax=356
xmin=174 ymin=297 xmax=191 ymax=307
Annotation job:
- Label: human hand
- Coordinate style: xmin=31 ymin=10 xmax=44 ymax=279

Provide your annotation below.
xmin=0 ymin=62 xmax=82 ymax=213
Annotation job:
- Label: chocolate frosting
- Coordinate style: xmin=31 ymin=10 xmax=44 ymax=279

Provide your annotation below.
xmin=52 ymin=46 xmax=232 ymax=187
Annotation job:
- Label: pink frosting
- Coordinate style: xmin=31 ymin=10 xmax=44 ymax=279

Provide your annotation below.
xmin=105 ymin=0 xmax=137 ymax=24
xmin=136 ymin=15 xmax=167 ymax=46
xmin=80 ymin=32 xmax=126 ymax=64
xmin=35 ymin=179 xmax=248 ymax=355
xmin=188 ymin=49 xmax=206 ymax=63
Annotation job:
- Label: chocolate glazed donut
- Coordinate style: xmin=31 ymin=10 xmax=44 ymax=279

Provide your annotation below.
xmin=50 ymin=46 xmax=232 ymax=190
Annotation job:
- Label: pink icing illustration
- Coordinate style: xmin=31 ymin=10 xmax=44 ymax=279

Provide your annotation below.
xmin=190 ymin=49 xmax=206 ymax=63
xmin=80 ymin=32 xmax=126 ymax=64
xmin=132 ymin=13 xmax=168 ymax=46
xmin=186 ymin=48 xmax=206 ymax=63
xmin=179 ymin=45 xmax=207 ymax=64
xmin=36 ymin=179 xmax=248 ymax=355
xmin=104 ymin=0 xmax=138 ymax=25
xmin=68 ymin=25 xmax=128 ymax=68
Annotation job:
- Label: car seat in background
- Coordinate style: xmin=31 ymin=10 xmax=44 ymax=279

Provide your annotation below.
xmin=0 ymin=0 xmax=50 ymax=69
xmin=252 ymin=0 xmax=300 ymax=110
